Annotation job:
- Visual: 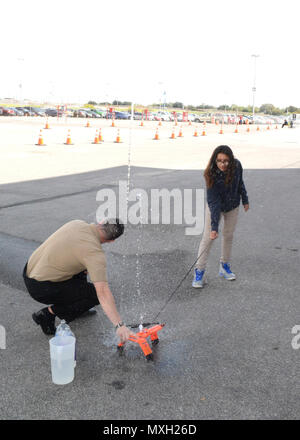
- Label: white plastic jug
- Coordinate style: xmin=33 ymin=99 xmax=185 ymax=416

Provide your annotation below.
xmin=49 ymin=335 xmax=75 ymax=385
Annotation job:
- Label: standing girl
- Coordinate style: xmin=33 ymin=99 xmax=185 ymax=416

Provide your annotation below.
xmin=192 ymin=145 xmax=249 ymax=288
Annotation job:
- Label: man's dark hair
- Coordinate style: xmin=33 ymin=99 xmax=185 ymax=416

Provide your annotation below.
xmin=101 ymin=218 xmax=124 ymax=240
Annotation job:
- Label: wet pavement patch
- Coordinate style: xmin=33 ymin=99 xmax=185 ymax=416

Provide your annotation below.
xmin=107 ymin=380 xmax=126 ymax=390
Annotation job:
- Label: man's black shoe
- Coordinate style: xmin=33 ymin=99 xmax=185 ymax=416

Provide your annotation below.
xmin=32 ymin=308 xmax=56 ymax=335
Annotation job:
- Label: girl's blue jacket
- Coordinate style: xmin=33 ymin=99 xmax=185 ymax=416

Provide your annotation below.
xmin=207 ymin=159 xmax=249 ymax=232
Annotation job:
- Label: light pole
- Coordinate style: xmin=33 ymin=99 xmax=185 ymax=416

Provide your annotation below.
xmin=251 ymin=54 xmax=259 ymax=119
xmin=17 ymin=58 xmax=24 ymax=102
xmin=162 ymin=90 xmax=166 ymax=111
xmin=158 ymin=82 xmax=163 ymax=112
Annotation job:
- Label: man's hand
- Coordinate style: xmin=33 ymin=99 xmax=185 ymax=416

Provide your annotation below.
xmin=116 ymin=325 xmax=135 ymax=343
xmin=244 ymin=204 xmax=250 ymax=212
xmin=210 ymin=231 xmax=218 ymax=240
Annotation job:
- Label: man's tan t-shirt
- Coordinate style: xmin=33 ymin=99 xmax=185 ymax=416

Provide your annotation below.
xmin=26 ymin=220 xmax=107 ymax=283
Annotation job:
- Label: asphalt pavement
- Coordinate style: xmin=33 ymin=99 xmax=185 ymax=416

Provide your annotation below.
xmin=0 ymin=165 xmax=299 ymax=420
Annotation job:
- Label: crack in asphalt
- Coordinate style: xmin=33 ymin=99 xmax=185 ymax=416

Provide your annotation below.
xmin=0 ymin=230 xmax=42 ymax=245
xmin=0 ymin=184 xmax=117 ymax=209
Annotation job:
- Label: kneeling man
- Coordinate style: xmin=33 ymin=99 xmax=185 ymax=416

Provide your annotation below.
xmin=23 ymin=218 xmax=133 ymax=342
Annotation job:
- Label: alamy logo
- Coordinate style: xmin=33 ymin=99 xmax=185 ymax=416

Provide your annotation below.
xmin=0 ymin=325 xmax=6 ymax=350
xmin=291 ymin=325 xmax=300 ymax=350
xmin=95 ymin=181 xmax=205 ymax=235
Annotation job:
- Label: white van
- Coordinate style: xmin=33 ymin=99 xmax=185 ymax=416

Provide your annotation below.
xmin=288 ymin=114 xmax=300 ymax=126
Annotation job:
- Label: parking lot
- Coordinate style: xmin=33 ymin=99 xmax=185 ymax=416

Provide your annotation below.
xmin=1 ymin=115 xmax=299 ymax=185
xmin=0 ymin=116 xmax=299 ymax=420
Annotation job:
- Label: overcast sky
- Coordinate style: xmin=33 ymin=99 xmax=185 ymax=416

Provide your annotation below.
xmin=1 ymin=0 xmax=299 ymax=108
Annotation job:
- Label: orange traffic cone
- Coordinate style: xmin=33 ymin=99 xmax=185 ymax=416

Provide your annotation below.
xmin=219 ymin=125 xmax=224 ymax=134
xmin=257 ymin=125 xmax=260 ymax=131
xmin=44 ymin=118 xmax=50 ymax=129
xmin=154 ymin=128 xmax=159 ymax=140
xmin=170 ymin=127 xmax=175 ymax=139
xmin=158 ymin=119 xmax=162 ymax=126
xmin=267 ymin=124 xmax=270 ymax=130
xmin=202 ymin=123 xmax=206 ymax=136
xmin=193 ymin=127 xmax=198 ymax=137
xmin=98 ymin=128 xmax=103 ymax=142
xmin=140 ymin=118 xmax=144 ymax=127
xmin=111 ymin=118 xmax=115 ymax=127
xmin=275 ymin=125 xmax=278 ymax=129
xmin=64 ymin=129 xmax=73 ymax=145
xmin=115 ymin=129 xmax=121 ymax=143
xmin=178 ymin=126 xmax=183 ymax=137
xmin=175 ymin=118 xmax=178 ymax=126
xmin=234 ymin=124 xmax=238 ymax=133
xmin=36 ymin=129 xmax=45 ymax=146
xmin=246 ymin=126 xmax=250 ymax=133
xmin=86 ymin=120 xmax=90 ymax=128
xmin=92 ymin=130 xmax=99 ymax=144
xmin=188 ymin=120 xmax=192 ymax=126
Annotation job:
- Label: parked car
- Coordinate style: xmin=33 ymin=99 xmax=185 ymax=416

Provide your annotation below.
xmin=23 ymin=107 xmax=45 ymax=117
xmin=268 ymin=116 xmax=281 ymax=124
xmin=92 ymin=109 xmax=106 ymax=117
xmin=241 ymin=115 xmax=253 ymax=124
xmin=89 ymin=110 xmax=101 ymax=118
xmin=45 ymin=108 xmax=59 ymax=117
xmin=0 ymin=107 xmax=16 ymax=116
xmin=226 ymin=114 xmax=238 ymax=124
xmin=100 ymin=109 xmax=108 ymax=118
xmin=73 ymin=109 xmax=89 ymax=117
xmin=194 ymin=115 xmax=202 ymax=123
xmin=11 ymin=107 xmax=24 ymax=116
xmin=194 ymin=113 xmax=211 ymax=123
xmin=0 ymin=107 xmax=3 ymax=116
xmin=157 ymin=112 xmax=172 ymax=121
xmin=194 ymin=114 xmax=206 ymax=123
xmin=114 ymin=111 xmax=130 ymax=120
xmin=133 ymin=112 xmax=143 ymax=120
xmin=81 ymin=109 xmax=95 ymax=118
xmin=252 ymin=115 xmax=265 ymax=124
xmin=15 ymin=107 xmax=34 ymax=116
xmin=64 ymin=109 xmax=74 ymax=117
xmin=35 ymin=109 xmax=46 ymax=116
xmin=188 ymin=113 xmax=196 ymax=122
xmin=146 ymin=112 xmax=155 ymax=121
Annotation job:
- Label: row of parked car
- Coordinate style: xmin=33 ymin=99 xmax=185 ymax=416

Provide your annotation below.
xmin=0 ymin=106 xmax=290 ymax=125
xmin=0 ymin=106 xmax=130 ymax=119
xmin=0 ymin=106 xmax=51 ymax=117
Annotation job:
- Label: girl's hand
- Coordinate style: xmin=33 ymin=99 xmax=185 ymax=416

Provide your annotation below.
xmin=210 ymin=231 xmax=218 ymax=240
xmin=244 ymin=204 xmax=249 ymax=212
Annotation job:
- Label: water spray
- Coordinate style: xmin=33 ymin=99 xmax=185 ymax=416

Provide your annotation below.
xmin=118 ymin=244 xmax=210 ymax=361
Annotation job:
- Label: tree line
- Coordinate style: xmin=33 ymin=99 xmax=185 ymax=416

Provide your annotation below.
xmin=88 ymin=101 xmax=300 ymax=115
xmin=165 ymin=102 xmax=300 ymax=115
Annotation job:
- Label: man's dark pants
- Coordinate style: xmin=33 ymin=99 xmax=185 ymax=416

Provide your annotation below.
xmin=23 ymin=263 xmax=100 ymax=323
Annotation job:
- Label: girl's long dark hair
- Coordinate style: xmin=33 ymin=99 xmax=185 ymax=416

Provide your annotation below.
xmin=204 ymin=145 xmax=236 ymax=188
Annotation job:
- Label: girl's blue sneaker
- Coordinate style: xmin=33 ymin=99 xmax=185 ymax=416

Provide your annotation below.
xmin=192 ymin=268 xmax=206 ymax=288
xmin=219 ymin=262 xmax=236 ymax=280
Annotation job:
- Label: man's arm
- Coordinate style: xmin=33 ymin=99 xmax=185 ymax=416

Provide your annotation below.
xmin=93 ymin=281 xmax=134 ymax=342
